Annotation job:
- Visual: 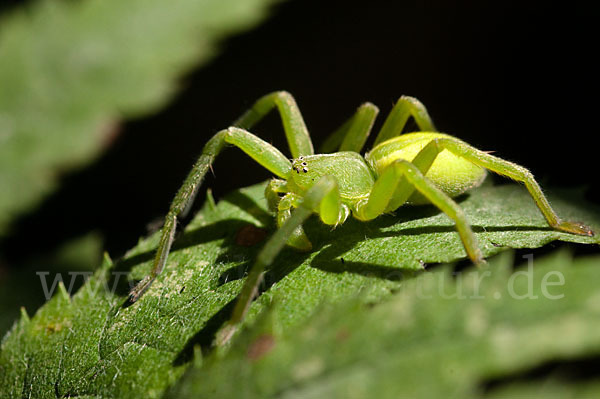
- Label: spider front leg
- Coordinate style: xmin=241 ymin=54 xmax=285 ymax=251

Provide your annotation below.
xmin=234 ymin=91 xmax=314 ymax=157
xmin=264 ymin=178 xmax=288 ymax=212
xmin=129 ymin=127 xmax=293 ymax=302
xmin=265 ymin=179 xmax=349 ymax=250
xmin=427 ymin=137 xmax=595 ymax=236
xmin=276 ymin=193 xmax=313 ymax=251
xmin=217 ymin=176 xmax=345 ymax=345
xmin=265 ymin=180 xmax=313 ymax=250
xmin=355 ymin=158 xmax=484 ymax=264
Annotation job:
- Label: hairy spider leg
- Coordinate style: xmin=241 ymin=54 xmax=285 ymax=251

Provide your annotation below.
xmin=234 ymin=91 xmax=314 ymax=158
xmin=264 ymin=178 xmax=288 ymax=212
xmin=320 ymin=102 xmax=379 ymax=153
xmin=276 ymin=193 xmax=312 ymax=250
xmin=355 ymin=157 xmax=484 ymax=264
xmin=423 ymin=137 xmax=595 ymax=236
xmin=373 ymin=95 xmax=437 ymax=146
xmin=129 ymin=127 xmax=293 ymax=302
xmin=264 ymin=178 xmax=315 ymax=250
xmin=217 ymin=176 xmax=345 ymax=345
xmin=276 ymin=191 xmax=351 ymax=251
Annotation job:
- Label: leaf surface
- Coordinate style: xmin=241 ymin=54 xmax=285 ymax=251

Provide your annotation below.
xmin=1 ymin=181 xmax=598 ymax=397
xmin=169 ymin=251 xmax=600 ymax=398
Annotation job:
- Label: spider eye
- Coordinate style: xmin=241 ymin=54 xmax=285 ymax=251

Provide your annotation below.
xmin=302 ymin=167 xmax=308 ymax=173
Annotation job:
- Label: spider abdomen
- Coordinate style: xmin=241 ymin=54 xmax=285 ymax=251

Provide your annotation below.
xmin=366 ymin=132 xmax=487 ymax=204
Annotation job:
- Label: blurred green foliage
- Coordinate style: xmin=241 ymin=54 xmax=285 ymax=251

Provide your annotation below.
xmin=0 ymin=0 xmax=279 ymax=237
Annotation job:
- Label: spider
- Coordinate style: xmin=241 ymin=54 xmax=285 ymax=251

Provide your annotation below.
xmin=129 ymin=91 xmax=593 ymax=343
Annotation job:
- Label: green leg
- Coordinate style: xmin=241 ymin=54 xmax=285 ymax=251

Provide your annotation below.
xmin=276 ymin=190 xmax=351 ymax=251
xmin=234 ymin=91 xmax=314 ymax=158
xmin=129 ymin=127 xmax=293 ymax=302
xmin=277 ymin=193 xmax=313 ymax=251
xmin=264 ymin=178 xmax=288 ymax=213
xmin=431 ymin=137 xmax=595 ymax=236
xmin=264 ymin=179 xmax=312 ymax=250
xmin=382 ymin=139 xmax=443 ymax=212
xmin=217 ymin=176 xmax=345 ymax=345
xmin=355 ymin=159 xmax=484 ymax=264
xmin=373 ymin=95 xmax=437 ymax=146
xmin=320 ymin=102 xmax=379 ymax=153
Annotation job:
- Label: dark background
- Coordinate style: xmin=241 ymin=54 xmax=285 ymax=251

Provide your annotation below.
xmin=2 ymin=0 xmax=598 ymax=263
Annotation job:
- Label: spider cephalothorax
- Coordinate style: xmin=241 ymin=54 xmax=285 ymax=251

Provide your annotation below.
xmin=291 ymin=156 xmax=309 ymax=174
xmin=129 ymin=91 xmax=594 ymax=344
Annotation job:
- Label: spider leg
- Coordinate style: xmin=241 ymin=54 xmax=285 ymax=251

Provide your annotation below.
xmin=277 ymin=193 xmax=312 ymax=250
xmin=234 ymin=91 xmax=314 ymax=157
xmin=276 ymin=192 xmax=351 ymax=250
xmin=217 ymin=176 xmax=344 ymax=345
xmin=264 ymin=178 xmax=288 ymax=212
xmin=320 ymin=102 xmax=379 ymax=153
xmin=264 ymin=180 xmax=312 ymax=250
xmin=373 ymin=95 xmax=437 ymax=146
xmin=426 ymin=137 xmax=595 ymax=236
xmin=355 ymin=158 xmax=484 ymax=264
xmin=129 ymin=127 xmax=293 ymax=302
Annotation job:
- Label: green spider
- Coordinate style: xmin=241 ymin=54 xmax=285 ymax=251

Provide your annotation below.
xmin=129 ymin=91 xmax=593 ymax=343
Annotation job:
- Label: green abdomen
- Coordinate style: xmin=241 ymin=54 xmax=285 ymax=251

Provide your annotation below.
xmin=366 ymin=132 xmax=486 ymax=204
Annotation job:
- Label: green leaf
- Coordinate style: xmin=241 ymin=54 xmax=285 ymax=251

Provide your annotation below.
xmin=0 ymin=232 xmax=103 ymax=336
xmin=168 ymin=251 xmax=600 ymax=398
xmin=1 ymin=181 xmax=598 ymax=397
xmin=0 ymin=0 xmax=280 ymax=237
